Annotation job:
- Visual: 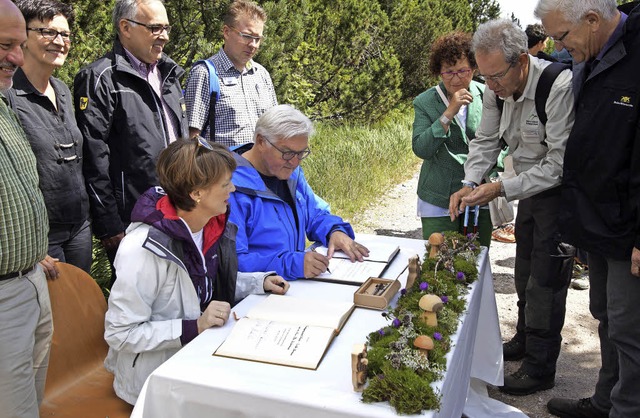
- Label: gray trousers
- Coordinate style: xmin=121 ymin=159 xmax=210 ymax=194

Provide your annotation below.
xmin=0 ymin=265 xmax=53 ymax=418
xmin=588 ymin=252 xmax=640 ymax=418
xmin=512 ymin=187 xmax=573 ymax=377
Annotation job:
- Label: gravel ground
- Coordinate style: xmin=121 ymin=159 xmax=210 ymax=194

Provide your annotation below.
xmin=348 ymin=171 xmax=600 ymax=418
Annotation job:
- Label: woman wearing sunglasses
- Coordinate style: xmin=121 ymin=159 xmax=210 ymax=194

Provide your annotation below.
xmin=7 ymin=0 xmax=91 ymax=277
xmin=104 ymin=138 xmax=288 ymax=405
xmin=412 ymin=31 xmax=492 ymax=247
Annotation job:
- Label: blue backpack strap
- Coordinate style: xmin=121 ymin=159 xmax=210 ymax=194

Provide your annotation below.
xmin=194 ymin=58 xmax=220 ymax=137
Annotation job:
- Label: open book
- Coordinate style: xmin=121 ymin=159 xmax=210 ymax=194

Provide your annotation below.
xmin=214 ymin=294 xmax=354 ymax=369
xmin=311 ymin=241 xmax=400 ymax=285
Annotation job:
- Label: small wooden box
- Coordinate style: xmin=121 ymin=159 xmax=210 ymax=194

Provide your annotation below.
xmin=354 ymin=277 xmax=401 ymax=310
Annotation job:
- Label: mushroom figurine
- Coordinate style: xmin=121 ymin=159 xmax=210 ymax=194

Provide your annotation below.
xmin=418 ymin=294 xmax=444 ymax=327
xmin=428 ymin=233 xmax=445 ymax=258
xmin=413 ymin=335 xmax=434 ymax=357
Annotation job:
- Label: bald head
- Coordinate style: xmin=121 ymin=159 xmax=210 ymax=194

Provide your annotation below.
xmin=0 ymin=0 xmax=26 ymax=92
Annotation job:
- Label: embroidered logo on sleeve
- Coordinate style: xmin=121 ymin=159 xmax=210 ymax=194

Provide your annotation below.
xmin=79 ymin=97 xmax=89 ymax=111
xmin=614 ymin=95 xmax=634 ymax=108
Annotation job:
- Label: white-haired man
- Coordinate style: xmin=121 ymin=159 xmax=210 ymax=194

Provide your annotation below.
xmin=536 ymin=0 xmax=640 ymax=417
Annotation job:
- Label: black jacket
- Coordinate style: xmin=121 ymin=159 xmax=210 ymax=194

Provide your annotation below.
xmin=74 ymin=38 xmax=188 ymax=239
xmin=559 ymin=4 xmax=640 ymax=259
xmin=7 ymin=69 xmax=89 ymax=226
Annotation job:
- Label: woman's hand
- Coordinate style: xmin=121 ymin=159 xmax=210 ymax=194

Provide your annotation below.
xmin=264 ymin=275 xmax=289 ymax=294
xmin=446 ymin=88 xmax=473 ymax=118
xmin=197 ymin=300 xmax=231 ymax=333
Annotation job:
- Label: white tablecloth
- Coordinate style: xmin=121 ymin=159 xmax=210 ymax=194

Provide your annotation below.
xmin=131 ymin=235 xmax=526 ymax=418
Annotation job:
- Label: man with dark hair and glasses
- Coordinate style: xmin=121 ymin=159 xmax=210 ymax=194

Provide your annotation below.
xmin=449 ymin=19 xmax=575 ymax=396
xmin=185 ymin=0 xmax=277 ymax=147
xmin=74 ymin=0 xmax=188 ymax=285
xmin=228 ymin=105 xmax=369 ymax=281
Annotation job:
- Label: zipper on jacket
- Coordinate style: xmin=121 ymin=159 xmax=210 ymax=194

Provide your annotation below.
xmin=132 ymin=353 xmax=140 ymax=368
xmin=273 ymin=206 xmax=297 ymax=250
xmin=120 ymin=172 xmax=126 ymax=210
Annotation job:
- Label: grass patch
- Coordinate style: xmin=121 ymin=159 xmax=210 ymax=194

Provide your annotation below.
xmin=302 ymin=110 xmax=419 ymax=221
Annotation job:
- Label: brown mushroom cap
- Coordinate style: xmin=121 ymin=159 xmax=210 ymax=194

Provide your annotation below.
xmin=428 ymin=232 xmax=445 ymax=246
xmin=414 ymin=335 xmax=434 ymax=350
xmin=419 ymin=294 xmax=444 ymax=312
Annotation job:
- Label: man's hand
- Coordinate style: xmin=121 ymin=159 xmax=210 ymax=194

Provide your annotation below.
xmin=303 ymin=251 xmax=330 ymax=278
xmin=197 ymin=300 xmax=231 ymax=333
xmin=39 ymin=255 xmax=60 ymax=280
xmin=449 ymin=186 xmax=474 ymax=220
xmin=462 ymin=182 xmax=502 ymax=207
xmin=101 ymin=232 xmax=125 ymax=252
xmin=327 ymin=231 xmax=369 ymax=262
xmin=264 ymin=275 xmax=290 ymax=294
xmin=631 ymin=247 xmax=640 ymax=277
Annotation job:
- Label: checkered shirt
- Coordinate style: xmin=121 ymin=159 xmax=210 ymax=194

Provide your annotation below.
xmin=0 ymin=94 xmax=48 ymax=274
xmin=185 ymin=48 xmax=278 ymax=147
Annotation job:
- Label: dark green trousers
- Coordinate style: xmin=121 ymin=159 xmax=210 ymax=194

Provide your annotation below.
xmin=420 ymin=207 xmax=492 ymax=248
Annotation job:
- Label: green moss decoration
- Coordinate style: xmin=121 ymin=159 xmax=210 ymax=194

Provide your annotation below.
xmin=361 ymin=232 xmax=480 ymax=414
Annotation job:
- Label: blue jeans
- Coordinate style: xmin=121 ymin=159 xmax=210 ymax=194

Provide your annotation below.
xmin=588 ymin=252 xmax=640 ymax=418
xmin=48 ymin=219 xmax=92 ymax=273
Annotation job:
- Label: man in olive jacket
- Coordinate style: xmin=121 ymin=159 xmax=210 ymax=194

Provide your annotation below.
xmin=74 ymin=0 xmax=188 ymax=274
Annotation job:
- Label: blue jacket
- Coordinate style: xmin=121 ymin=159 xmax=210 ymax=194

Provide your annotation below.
xmin=228 ymin=151 xmax=354 ymax=280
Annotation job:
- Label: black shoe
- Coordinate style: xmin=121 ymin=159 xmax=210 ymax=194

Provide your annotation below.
xmin=499 ymin=369 xmax=555 ymax=396
xmin=547 ymin=397 xmax=609 ymax=418
xmin=503 ymin=336 xmax=526 ymax=361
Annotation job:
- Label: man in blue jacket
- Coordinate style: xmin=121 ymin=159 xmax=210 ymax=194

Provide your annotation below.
xmin=228 ymin=104 xmax=369 ymax=281
xmin=537 ymin=0 xmax=640 ymax=417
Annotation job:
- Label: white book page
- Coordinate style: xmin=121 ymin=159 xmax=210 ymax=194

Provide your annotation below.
xmin=246 ymin=294 xmax=354 ymax=330
xmin=215 ymin=318 xmax=335 ymax=369
xmin=313 ymin=241 xmax=399 ymax=263
xmin=314 ymin=258 xmax=387 ymax=284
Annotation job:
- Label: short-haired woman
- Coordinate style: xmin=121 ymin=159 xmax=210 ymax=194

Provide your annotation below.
xmin=8 ymin=0 xmax=91 ymax=276
xmin=412 ymin=31 xmax=492 ymax=246
xmin=104 ymin=138 xmax=289 ymax=405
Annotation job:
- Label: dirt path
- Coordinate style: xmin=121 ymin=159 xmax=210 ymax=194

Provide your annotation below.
xmin=348 ymin=171 xmax=600 ymax=418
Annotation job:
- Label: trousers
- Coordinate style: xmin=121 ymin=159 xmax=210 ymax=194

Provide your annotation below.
xmin=0 ymin=265 xmax=53 ymax=418
xmin=512 ymin=187 xmax=573 ymax=377
xmin=588 ymin=252 xmax=640 ymax=418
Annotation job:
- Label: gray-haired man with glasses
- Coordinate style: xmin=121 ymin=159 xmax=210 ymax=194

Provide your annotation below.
xmin=537 ymin=1 xmax=640 ymax=417
xmin=74 ymin=0 xmax=188 ymax=286
xmin=185 ymin=0 xmax=277 ymax=147
xmin=228 ymin=105 xmax=369 ymax=281
xmin=449 ymin=19 xmax=575 ymax=396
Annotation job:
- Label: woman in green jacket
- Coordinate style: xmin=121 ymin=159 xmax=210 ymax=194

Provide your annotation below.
xmin=412 ymin=32 xmax=491 ymax=247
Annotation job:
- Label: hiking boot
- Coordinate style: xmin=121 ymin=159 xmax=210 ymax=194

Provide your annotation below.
xmin=499 ymin=369 xmax=555 ymax=396
xmin=503 ymin=335 xmax=526 ymax=361
xmin=547 ymin=397 xmax=609 ymax=418
xmin=571 ymin=276 xmax=589 ymax=290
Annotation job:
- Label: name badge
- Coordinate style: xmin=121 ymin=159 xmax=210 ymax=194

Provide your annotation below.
xmin=222 ymin=77 xmax=239 ymax=86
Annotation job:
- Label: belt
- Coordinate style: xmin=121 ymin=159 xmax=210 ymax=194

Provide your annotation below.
xmin=0 ymin=266 xmax=35 ymax=281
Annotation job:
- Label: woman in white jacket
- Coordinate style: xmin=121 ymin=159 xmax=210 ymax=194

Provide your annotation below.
xmin=104 ymin=137 xmax=289 ymax=405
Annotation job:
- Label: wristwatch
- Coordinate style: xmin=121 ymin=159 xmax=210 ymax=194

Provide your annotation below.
xmin=439 ymin=114 xmax=452 ymax=126
xmin=461 ymin=180 xmax=477 ymax=189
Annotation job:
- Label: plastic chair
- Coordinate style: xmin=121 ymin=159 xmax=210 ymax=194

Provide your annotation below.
xmin=39 ymin=262 xmax=133 ymax=418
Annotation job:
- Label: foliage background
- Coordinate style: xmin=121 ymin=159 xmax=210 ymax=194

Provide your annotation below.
xmin=58 ymin=0 xmax=501 ymax=123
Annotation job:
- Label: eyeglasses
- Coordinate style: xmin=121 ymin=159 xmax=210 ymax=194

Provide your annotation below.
xmin=481 ymin=62 xmax=515 ymax=83
xmin=263 ymin=136 xmax=311 ymax=161
xmin=27 ymin=28 xmax=72 ymax=44
xmin=196 ymin=136 xmax=214 ymax=151
xmin=440 ymin=68 xmax=473 ymax=80
xmin=549 ymin=29 xmax=571 ymax=45
xmin=228 ymin=26 xmax=264 ymax=44
xmin=125 ymin=19 xmax=171 ymax=35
